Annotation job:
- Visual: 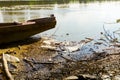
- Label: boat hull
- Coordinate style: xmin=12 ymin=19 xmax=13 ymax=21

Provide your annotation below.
xmin=0 ymin=16 xmax=56 ymax=44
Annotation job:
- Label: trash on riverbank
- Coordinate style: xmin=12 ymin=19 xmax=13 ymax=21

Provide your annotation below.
xmin=0 ymin=24 xmax=120 ymax=79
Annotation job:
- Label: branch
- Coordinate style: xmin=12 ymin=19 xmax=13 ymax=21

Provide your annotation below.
xmin=2 ymin=53 xmax=14 ymax=80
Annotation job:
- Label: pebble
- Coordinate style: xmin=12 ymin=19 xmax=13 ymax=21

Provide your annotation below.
xmin=101 ymin=74 xmax=111 ymax=80
xmin=65 ymin=76 xmax=78 ymax=80
xmin=113 ymin=75 xmax=120 ymax=80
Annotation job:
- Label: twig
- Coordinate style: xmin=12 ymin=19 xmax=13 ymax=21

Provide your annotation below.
xmin=60 ymin=55 xmax=76 ymax=62
xmin=23 ymin=58 xmax=57 ymax=64
xmin=106 ymin=53 xmax=120 ymax=56
xmin=103 ymin=25 xmax=113 ymax=41
xmin=23 ymin=58 xmax=35 ymax=68
xmin=2 ymin=53 xmax=14 ymax=80
xmin=49 ymin=23 xmax=60 ymax=37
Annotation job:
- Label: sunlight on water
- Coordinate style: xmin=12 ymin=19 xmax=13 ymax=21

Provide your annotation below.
xmin=0 ymin=10 xmax=3 ymax=22
xmin=69 ymin=3 xmax=80 ymax=9
xmin=1 ymin=1 xmax=120 ymax=41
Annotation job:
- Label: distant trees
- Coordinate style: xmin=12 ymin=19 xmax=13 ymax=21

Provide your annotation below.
xmin=0 ymin=0 xmax=117 ymax=7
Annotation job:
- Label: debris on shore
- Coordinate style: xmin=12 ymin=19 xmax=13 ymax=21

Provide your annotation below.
xmin=0 ymin=26 xmax=120 ymax=80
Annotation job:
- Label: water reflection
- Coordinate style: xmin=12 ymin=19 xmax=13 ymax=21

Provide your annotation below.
xmin=0 ymin=0 xmax=120 ymax=41
xmin=0 ymin=10 xmax=3 ymax=22
xmin=0 ymin=0 xmax=118 ymax=7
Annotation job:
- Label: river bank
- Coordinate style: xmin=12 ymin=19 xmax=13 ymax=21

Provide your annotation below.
xmin=0 ymin=34 xmax=120 ymax=80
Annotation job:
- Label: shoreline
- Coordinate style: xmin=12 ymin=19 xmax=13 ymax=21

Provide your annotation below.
xmin=0 ymin=36 xmax=120 ymax=79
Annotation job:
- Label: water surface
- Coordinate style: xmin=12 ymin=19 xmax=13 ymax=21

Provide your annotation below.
xmin=0 ymin=0 xmax=120 ymax=41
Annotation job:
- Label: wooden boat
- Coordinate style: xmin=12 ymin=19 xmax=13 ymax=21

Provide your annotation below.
xmin=0 ymin=15 xmax=56 ymax=44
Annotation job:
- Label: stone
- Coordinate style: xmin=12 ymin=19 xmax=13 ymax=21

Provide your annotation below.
xmin=65 ymin=76 xmax=78 ymax=80
xmin=41 ymin=45 xmax=57 ymax=51
xmin=113 ymin=75 xmax=120 ymax=80
xmin=4 ymin=54 xmax=20 ymax=63
xmin=101 ymin=74 xmax=111 ymax=80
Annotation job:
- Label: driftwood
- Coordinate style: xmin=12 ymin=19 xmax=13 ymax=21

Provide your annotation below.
xmin=2 ymin=53 xmax=14 ymax=80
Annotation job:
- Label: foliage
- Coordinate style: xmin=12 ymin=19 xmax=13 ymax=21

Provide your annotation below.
xmin=0 ymin=0 xmax=119 ymax=7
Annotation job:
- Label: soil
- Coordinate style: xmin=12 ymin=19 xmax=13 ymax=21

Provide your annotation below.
xmin=0 ymin=37 xmax=120 ymax=80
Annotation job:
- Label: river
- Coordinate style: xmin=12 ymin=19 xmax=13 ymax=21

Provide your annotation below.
xmin=0 ymin=0 xmax=120 ymax=41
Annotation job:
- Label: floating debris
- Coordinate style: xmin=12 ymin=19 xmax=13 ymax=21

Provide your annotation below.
xmin=66 ymin=33 xmax=69 ymax=36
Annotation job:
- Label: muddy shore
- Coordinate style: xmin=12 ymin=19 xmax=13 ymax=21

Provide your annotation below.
xmin=0 ymin=37 xmax=120 ymax=80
